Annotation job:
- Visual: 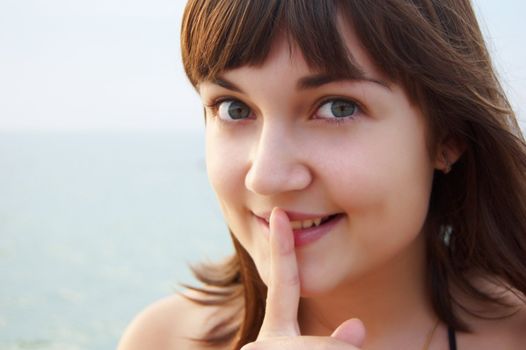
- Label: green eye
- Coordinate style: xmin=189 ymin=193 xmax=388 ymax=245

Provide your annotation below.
xmin=318 ymin=99 xmax=358 ymax=119
xmin=218 ymin=100 xmax=251 ymax=120
xmin=331 ymin=100 xmax=356 ymax=117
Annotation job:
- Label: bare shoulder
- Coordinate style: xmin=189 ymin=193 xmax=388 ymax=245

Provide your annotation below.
xmin=486 ymin=291 xmax=526 ymax=346
xmin=455 ymin=279 xmax=526 ymax=349
xmin=117 ymin=290 xmax=240 ymax=350
xmin=462 ymin=297 xmax=526 ymax=349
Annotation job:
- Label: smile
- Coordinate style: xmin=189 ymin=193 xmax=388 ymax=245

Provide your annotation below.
xmin=264 ymin=214 xmax=337 ymax=230
xmin=254 ymin=212 xmax=345 ymax=247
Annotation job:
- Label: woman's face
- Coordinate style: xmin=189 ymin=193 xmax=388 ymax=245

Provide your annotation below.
xmin=199 ymin=23 xmax=439 ymax=296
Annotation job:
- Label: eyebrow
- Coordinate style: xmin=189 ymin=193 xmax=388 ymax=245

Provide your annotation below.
xmin=297 ymin=74 xmax=391 ymax=91
xmin=211 ymin=73 xmax=391 ymax=93
xmin=212 ymin=78 xmax=243 ymax=93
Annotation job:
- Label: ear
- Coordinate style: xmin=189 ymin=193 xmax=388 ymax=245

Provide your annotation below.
xmin=434 ymin=136 xmax=465 ymax=174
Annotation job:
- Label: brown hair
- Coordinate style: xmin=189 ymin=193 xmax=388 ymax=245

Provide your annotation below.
xmin=180 ymin=0 xmax=526 ymax=348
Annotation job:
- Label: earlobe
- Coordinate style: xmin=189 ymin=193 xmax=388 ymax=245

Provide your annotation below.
xmin=434 ymin=137 xmax=465 ymax=174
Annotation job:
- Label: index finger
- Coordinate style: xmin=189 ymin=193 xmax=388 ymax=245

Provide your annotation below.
xmin=258 ymin=207 xmax=301 ymax=338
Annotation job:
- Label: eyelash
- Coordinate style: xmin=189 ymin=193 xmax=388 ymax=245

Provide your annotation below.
xmin=314 ymin=97 xmax=362 ymax=126
xmin=205 ymin=97 xmax=253 ymax=122
xmin=204 ymin=96 xmax=363 ymax=126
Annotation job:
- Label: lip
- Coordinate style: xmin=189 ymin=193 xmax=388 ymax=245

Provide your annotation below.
xmin=254 ymin=210 xmax=337 ymax=222
xmin=253 ymin=211 xmax=345 ymax=247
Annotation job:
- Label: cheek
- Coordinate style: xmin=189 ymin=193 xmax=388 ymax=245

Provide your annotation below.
xmin=205 ymin=129 xmax=247 ymax=204
xmin=206 ymin=129 xmax=270 ymax=274
xmin=320 ymin=125 xmax=434 ymax=242
xmin=206 ymin=131 xmax=245 ymax=240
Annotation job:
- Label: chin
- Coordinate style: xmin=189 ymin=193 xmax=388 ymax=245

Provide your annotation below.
xmin=297 ymin=267 xmax=347 ymax=298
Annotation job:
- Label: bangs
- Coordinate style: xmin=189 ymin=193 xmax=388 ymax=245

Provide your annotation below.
xmin=181 ymin=0 xmax=362 ymax=86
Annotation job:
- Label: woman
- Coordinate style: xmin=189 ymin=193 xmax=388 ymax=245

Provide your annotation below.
xmin=118 ymin=1 xmax=526 ymax=349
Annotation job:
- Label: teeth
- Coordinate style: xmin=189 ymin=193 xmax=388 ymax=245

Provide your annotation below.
xmin=289 ymin=216 xmax=328 ymax=230
xmin=305 ymin=219 xmax=316 ymax=228
xmin=291 ymin=221 xmax=303 ymax=230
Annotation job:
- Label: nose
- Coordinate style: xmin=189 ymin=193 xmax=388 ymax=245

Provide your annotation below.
xmin=244 ymin=123 xmax=312 ymax=195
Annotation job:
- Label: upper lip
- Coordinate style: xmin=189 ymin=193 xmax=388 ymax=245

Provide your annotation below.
xmin=253 ymin=210 xmax=338 ymax=222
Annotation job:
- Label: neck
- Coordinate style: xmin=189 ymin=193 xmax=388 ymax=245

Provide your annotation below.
xmin=298 ymin=234 xmax=437 ymax=347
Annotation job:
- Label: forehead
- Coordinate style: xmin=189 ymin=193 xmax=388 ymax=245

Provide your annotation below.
xmin=334 ymin=15 xmax=387 ymax=84
xmin=183 ymin=0 xmax=387 ymax=87
xmin=203 ymin=18 xmax=388 ymax=90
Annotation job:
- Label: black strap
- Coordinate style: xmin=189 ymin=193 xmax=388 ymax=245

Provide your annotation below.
xmin=448 ymin=326 xmax=457 ymax=350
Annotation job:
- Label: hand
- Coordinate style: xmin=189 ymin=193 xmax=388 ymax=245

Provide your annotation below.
xmin=241 ymin=207 xmax=366 ymax=349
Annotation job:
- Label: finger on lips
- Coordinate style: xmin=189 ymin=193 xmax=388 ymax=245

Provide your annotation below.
xmin=258 ymin=207 xmax=301 ymax=338
xmin=255 ymin=207 xmax=366 ymax=349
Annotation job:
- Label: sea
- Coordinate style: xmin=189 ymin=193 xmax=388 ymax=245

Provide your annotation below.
xmin=0 ymin=131 xmax=233 ymax=350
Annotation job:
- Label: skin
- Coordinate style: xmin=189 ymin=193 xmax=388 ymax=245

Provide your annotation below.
xmin=116 ymin=208 xmax=526 ymax=349
xmin=202 ymin=30 xmax=437 ymax=299
xmin=199 ymin=22 xmax=452 ymax=348
xmin=242 ymin=207 xmax=366 ymax=349
xmin=117 ymin=17 xmax=526 ymax=350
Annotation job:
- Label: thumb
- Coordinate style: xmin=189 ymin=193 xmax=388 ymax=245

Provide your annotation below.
xmin=331 ymin=318 xmax=366 ymax=347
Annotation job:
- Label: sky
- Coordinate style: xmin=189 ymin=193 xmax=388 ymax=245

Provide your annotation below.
xmin=0 ymin=0 xmax=524 ymax=131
